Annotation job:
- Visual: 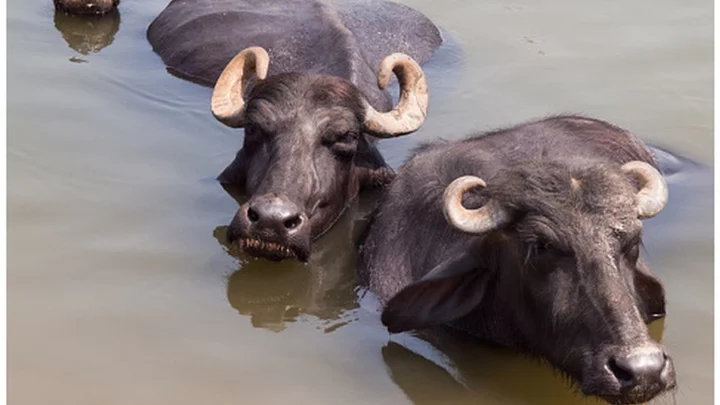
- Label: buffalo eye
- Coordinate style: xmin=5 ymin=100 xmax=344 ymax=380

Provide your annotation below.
xmin=244 ymin=123 xmax=259 ymax=136
xmin=625 ymin=240 xmax=641 ymax=264
xmin=326 ymin=131 xmax=358 ymax=156
xmin=335 ymin=132 xmax=357 ymax=144
xmin=529 ymin=239 xmax=553 ymax=256
xmin=528 ymin=236 xmax=572 ymax=259
xmin=523 ymin=239 xmax=557 ymax=276
xmin=242 ymin=124 xmax=265 ymax=146
xmin=321 ymin=131 xmax=357 ymax=145
xmin=614 ymin=229 xmax=642 ymax=263
xmin=537 ymin=241 xmax=551 ymax=253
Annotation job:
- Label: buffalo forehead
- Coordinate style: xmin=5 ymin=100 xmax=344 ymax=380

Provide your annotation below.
xmin=248 ymin=75 xmax=362 ymax=111
xmin=495 ymin=161 xmax=634 ymax=205
xmin=494 ymin=163 xmax=639 ymax=237
xmin=307 ymin=77 xmax=364 ymax=107
xmin=246 ymin=85 xmax=361 ymax=137
xmin=312 ymin=108 xmax=360 ymax=133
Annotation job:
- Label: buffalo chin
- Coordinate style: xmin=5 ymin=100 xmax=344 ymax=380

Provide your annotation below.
xmin=586 ymin=376 xmax=677 ymax=405
xmin=238 ymin=237 xmax=309 ymax=262
xmin=593 ymin=389 xmax=676 ymax=405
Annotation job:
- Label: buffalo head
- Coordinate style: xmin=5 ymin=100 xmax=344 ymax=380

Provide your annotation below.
xmin=214 ymin=47 xmax=427 ymax=262
xmin=53 ymin=0 xmax=119 ymax=15
xmin=381 ymin=159 xmax=675 ymax=404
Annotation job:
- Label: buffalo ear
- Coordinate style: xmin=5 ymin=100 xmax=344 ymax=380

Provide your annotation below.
xmin=381 ymin=249 xmax=489 ymax=333
xmin=355 ymin=135 xmax=396 ymax=189
xmin=634 ymin=262 xmax=666 ymax=323
xmin=217 ymin=150 xmax=246 ymax=187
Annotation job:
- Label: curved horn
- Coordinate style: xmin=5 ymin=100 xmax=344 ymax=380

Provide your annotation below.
xmin=211 ymin=47 xmax=270 ymax=128
xmin=363 ymin=53 xmax=429 ymax=138
xmin=621 ymin=161 xmax=669 ymax=219
xmin=443 ymin=175 xmax=510 ymax=234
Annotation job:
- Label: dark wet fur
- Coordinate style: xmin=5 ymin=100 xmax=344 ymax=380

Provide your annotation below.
xmin=358 ymin=115 xmax=676 ymax=404
xmin=220 ymin=75 xmax=399 ymax=261
xmin=147 ymin=0 xmax=443 ymax=261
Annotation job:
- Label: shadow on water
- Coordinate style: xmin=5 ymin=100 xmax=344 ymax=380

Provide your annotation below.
xmin=383 ymin=314 xmax=670 ymax=405
xmin=213 ymin=186 xmax=383 ymax=333
xmin=53 ymin=8 xmax=120 ymax=57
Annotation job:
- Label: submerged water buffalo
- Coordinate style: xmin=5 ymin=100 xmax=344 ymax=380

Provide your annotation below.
xmin=358 ymin=115 xmax=676 ymax=404
xmin=147 ymin=0 xmax=442 ymax=261
xmin=53 ymin=0 xmax=119 ymax=15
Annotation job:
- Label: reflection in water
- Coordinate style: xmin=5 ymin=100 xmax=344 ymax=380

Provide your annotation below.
xmin=383 ymin=340 xmax=480 ymax=405
xmin=214 ymin=190 xmax=381 ymax=333
xmin=384 ymin=320 xmax=669 ymax=405
xmin=53 ymin=8 xmax=120 ymax=55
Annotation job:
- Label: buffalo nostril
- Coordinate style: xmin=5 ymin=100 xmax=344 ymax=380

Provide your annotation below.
xmin=245 ymin=195 xmax=304 ymax=234
xmin=283 ymin=215 xmax=302 ymax=230
xmin=247 ymin=208 xmax=259 ymax=222
xmin=608 ymin=358 xmax=634 ymax=387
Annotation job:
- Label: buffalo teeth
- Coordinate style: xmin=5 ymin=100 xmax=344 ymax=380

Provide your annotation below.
xmin=239 ymin=238 xmax=294 ymax=257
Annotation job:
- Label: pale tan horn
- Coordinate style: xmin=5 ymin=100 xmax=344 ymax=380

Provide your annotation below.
xmin=443 ymin=175 xmax=510 ymax=234
xmin=363 ymin=53 xmax=429 ymax=138
xmin=211 ymin=47 xmax=270 ymax=128
xmin=621 ymin=161 xmax=669 ymax=219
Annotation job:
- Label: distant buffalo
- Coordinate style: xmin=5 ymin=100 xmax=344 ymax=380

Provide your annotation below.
xmin=53 ymin=0 xmax=119 ymax=15
xmin=147 ymin=0 xmax=443 ymax=261
xmin=358 ymin=115 xmax=676 ymax=404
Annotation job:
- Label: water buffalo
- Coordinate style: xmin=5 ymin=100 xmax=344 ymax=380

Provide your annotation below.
xmin=147 ymin=0 xmax=442 ymax=262
xmin=53 ymin=0 xmax=119 ymax=15
xmin=357 ymin=115 xmax=676 ymax=404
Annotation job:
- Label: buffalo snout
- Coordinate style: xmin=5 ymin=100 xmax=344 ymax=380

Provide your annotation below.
xmin=247 ymin=195 xmax=306 ymax=236
xmin=587 ymin=342 xmax=676 ymax=404
xmin=227 ymin=194 xmax=311 ymax=262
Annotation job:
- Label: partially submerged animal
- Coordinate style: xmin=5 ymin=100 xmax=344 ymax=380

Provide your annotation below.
xmin=358 ymin=115 xmax=676 ymax=404
xmin=53 ymin=0 xmax=119 ymax=15
xmin=147 ymin=0 xmax=443 ymax=261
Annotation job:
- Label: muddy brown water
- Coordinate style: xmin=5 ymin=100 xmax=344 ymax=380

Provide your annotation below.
xmin=8 ymin=1 xmax=713 ymax=404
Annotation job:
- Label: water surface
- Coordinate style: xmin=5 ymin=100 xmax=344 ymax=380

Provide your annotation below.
xmin=8 ymin=1 xmax=713 ymax=404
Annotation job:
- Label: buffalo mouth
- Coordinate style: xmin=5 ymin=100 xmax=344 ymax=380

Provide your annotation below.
xmin=237 ymin=237 xmax=309 ymax=262
xmin=593 ymin=387 xmax=676 ymax=405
